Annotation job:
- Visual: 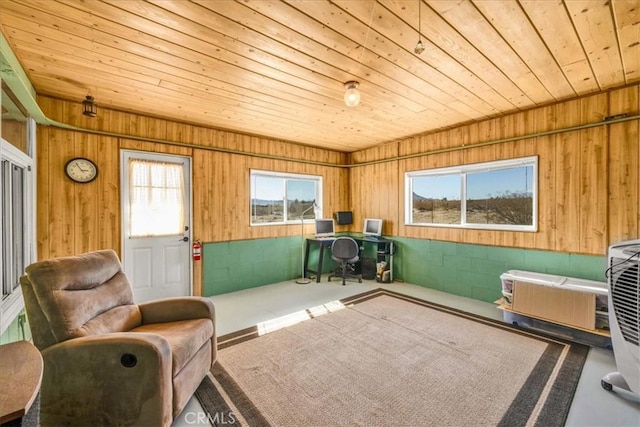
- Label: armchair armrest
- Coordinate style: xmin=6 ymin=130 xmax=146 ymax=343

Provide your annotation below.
xmin=138 ymin=296 xmax=215 ymax=325
xmin=40 ymin=332 xmax=173 ymax=426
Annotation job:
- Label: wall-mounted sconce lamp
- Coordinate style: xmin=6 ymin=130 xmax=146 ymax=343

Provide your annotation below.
xmin=82 ymin=94 xmax=97 ymax=117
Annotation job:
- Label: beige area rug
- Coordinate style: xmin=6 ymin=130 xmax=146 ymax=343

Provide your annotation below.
xmin=196 ymin=289 xmax=588 ymax=427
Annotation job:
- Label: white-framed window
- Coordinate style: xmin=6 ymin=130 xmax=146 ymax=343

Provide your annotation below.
xmin=250 ymin=170 xmax=322 ymax=225
xmin=405 ymin=156 xmax=537 ymax=231
xmin=1 ymin=130 xmax=36 ymax=336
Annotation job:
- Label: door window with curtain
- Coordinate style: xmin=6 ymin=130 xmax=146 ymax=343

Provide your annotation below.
xmin=128 ymin=159 xmax=185 ymax=237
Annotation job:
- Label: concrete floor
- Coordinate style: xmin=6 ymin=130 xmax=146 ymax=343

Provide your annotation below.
xmin=173 ymin=279 xmax=640 ymax=427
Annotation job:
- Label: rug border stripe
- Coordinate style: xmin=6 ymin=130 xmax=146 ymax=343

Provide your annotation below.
xmin=209 ymin=363 xmax=273 ymax=427
xmin=349 ymin=288 xmax=584 ymax=348
xmin=194 ymin=374 xmax=241 ymax=427
xmin=534 ymin=343 xmax=589 ymax=426
xmin=497 ymin=341 xmax=564 ymax=426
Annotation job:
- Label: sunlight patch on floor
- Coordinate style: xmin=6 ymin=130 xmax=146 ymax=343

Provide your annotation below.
xmin=257 ymin=300 xmax=346 ymax=336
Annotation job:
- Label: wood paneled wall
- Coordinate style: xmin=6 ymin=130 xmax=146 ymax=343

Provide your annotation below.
xmin=350 ymin=85 xmax=640 ymax=256
xmin=37 ymin=127 xmax=120 ymax=259
xmin=34 ymin=84 xmax=639 ymax=302
xmin=36 ymin=96 xmax=350 ymax=295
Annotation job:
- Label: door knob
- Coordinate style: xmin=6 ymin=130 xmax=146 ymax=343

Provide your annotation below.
xmin=179 ymin=236 xmax=189 ymax=242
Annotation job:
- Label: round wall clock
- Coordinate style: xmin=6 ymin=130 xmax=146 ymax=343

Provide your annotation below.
xmin=65 ymin=157 xmax=98 ymax=183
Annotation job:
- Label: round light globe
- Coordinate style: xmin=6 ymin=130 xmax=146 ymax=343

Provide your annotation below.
xmin=344 ymin=81 xmax=360 ymax=107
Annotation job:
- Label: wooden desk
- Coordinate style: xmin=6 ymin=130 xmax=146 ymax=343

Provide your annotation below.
xmin=0 ymin=341 xmax=43 ymax=425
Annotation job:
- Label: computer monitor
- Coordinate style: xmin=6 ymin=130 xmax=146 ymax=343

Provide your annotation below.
xmin=315 ymin=219 xmax=335 ymax=238
xmin=363 ymin=218 xmax=383 ymax=236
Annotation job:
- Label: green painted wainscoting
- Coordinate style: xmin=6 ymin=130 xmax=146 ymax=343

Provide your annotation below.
xmin=201 ymin=236 xmax=607 ymax=303
xmin=393 ymin=237 xmax=608 ymax=303
xmin=202 ymin=237 xmax=337 ymax=296
xmin=0 ymin=311 xmax=31 ymax=344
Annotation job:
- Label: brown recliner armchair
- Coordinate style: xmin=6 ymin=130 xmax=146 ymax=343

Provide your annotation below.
xmin=20 ymin=249 xmax=216 ymax=427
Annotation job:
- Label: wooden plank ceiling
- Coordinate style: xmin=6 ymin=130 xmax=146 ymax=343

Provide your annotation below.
xmin=0 ymin=0 xmax=638 ymax=152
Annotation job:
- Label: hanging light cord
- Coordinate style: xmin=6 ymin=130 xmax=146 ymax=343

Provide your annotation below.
xmin=418 ymin=0 xmax=422 ymax=42
xmin=356 ymin=1 xmax=377 ymax=72
xmin=414 ymin=0 xmax=425 ymax=54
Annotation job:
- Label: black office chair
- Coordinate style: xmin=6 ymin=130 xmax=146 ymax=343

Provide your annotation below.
xmin=328 ymin=237 xmax=362 ymax=285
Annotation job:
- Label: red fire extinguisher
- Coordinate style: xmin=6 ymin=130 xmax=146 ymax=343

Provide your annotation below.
xmin=193 ymin=241 xmax=202 ymax=261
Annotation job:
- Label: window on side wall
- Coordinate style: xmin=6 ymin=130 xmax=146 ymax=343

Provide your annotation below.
xmin=250 ymin=170 xmax=322 ymax=225
xmin=1 ymin=77 xmax=36 ymax=338
xmin=405 ymin=156 xmax=537 ymax=232
xmin=1 ymin=137 xmax=35 ymax=336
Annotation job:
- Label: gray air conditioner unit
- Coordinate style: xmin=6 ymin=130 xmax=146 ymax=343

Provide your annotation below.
xmin=601 ymin=239 xmax=640 ymax=402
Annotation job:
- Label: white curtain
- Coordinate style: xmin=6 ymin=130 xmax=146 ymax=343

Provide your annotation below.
xmin=129 ymin=159 xmax=185 ymax=237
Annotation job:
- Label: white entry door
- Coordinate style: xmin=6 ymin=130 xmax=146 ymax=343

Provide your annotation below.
xmin=121 ymin=151 xmax=192 ymax=302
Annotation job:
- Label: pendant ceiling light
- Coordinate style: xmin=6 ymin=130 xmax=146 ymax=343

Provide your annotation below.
xmin=414 ymin=0 xmax=425 ymax=55
xmin=344 ymin=81 xmax=361 ymax=107
xmin=82 ymin=93 xmax=97 ymax=117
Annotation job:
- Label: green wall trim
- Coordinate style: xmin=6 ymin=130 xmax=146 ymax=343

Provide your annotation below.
xmin=202 ymin=237 xmax=337 ymax=296
xmin=392 ymin=237 xmax=607 ymax=303
xmin=201 ymin=236 xmax=607 ymax=304
xmin=0 ymin=310 xmax=30 ymax=345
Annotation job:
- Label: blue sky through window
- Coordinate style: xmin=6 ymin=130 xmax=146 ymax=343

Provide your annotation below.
xmin=287 ymin=179 xmax=315 ymax=202
xmin=413 ymin=166 xmax=533 ymax=200
xmin=413 ymin=175 xmax=460 ymax=200
xmin=252 ymin=175 xmax=283 ymax=201
xmin=252 ymin=175 xmax=316 ymax=202
xmin=467 ymin=166 xmax=533 ymax=199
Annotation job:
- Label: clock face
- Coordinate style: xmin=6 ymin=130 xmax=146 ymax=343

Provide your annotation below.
xmin=65 ymin=158 xmax=98 ymax=183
